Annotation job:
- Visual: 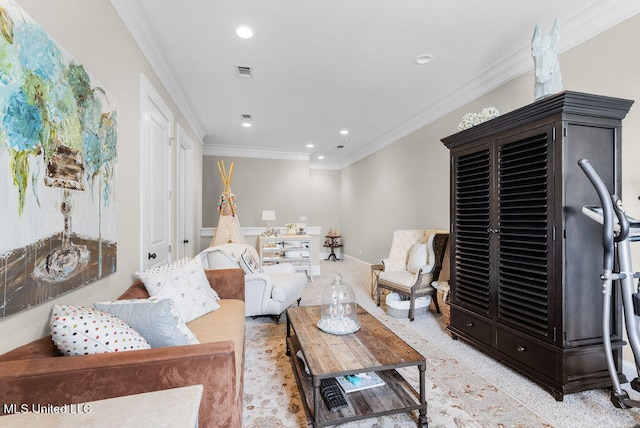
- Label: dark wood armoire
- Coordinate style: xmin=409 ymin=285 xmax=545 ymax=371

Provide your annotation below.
xmin=441 ymin=91 xmax=633 ymax=400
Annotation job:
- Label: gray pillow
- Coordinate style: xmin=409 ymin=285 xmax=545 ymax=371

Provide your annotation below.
xmin=94 ymin=297 xmax=198 ymax=347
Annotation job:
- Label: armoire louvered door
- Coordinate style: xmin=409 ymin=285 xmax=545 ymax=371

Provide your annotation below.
xmin=442 ymin=91 xmax=633 ymax=401
xmin=452 ymin=148 xmax=491 ymax=316
xmin=496 ymin=130 xmax=552 ymax=342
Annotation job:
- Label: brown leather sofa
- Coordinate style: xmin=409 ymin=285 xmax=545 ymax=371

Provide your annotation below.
xmin=0 ymin=268 xmax=246 ymax=427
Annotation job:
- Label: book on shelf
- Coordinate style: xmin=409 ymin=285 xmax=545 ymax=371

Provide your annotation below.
xmin=335 ymin=372 xmax=385 ymax=393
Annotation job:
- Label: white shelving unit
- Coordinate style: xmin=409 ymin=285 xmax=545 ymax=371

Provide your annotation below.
xmin=259 ymin=235 xmax=313 ymax=281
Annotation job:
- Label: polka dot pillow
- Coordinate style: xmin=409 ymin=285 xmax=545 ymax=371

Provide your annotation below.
xmin=50 ymin=304 xmax=151 ymax=356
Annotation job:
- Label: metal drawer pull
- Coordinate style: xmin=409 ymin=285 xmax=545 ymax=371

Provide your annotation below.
xmin=466 ymin=322 xmax=474 ymax=328
xmin=517 ymin=345 xmax=527 ymax=352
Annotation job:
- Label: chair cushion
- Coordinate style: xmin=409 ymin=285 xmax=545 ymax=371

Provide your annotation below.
xmin=187 ymin=299 xmax=245 ymax=401
xmin=379 ymin=270 xmax=419 ymax=288
xmin=379 ymin=270 xmax=436 ymax=289
xmin=270 ymin=272 xmax=307 ymax=303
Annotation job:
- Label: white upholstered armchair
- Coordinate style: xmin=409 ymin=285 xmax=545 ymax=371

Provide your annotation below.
xmin=376 ymin=229 xmax=449 ymax=321
xmin=197 ymin=243 xmax=307 ymax=320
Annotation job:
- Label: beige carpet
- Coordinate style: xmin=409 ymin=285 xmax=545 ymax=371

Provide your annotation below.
xmin=243 ymin=257 xmax=640 ymax=427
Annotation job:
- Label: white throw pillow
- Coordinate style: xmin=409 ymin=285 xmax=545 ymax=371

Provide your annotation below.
xmin=94 ymin=297 xmax=199 ymax=347
xmin=407 ymin=243 xmax=428 ymax=274
xmin=137 ymin=257 xmax=220 ymax=323
xmin=50 ymin=304 xmax=151 ymax=356
xmin=239 ymin=248 xmax=263 ymax=274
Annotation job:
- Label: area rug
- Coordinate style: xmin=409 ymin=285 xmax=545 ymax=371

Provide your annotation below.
xmin=243 ymin=257 xmax=640 ymax=427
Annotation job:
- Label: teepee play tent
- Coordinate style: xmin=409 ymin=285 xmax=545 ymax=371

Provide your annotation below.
xmin=210 ymin=160 xmax=246 ymax=246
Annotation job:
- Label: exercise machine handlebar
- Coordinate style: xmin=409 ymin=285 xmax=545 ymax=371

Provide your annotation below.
xmin=578 ymin=158 xmax=616 ymax=271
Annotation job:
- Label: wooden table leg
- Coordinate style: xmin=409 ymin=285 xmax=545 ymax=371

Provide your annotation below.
xmin=313 ymin=376 xmax=321 ymax=427
xmin=286 ymin=312 xmax=291 ymax=356
xmin=418 ymin=363 xmax=428 ymax=427
xmin=370 ymin=264 xmax=383 ymax=298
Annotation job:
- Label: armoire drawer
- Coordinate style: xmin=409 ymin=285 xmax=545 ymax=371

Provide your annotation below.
xmin=451 ymin=310 xmax=492 ymax=346
xmin=496 ymin=329 xmax=555 ymax=379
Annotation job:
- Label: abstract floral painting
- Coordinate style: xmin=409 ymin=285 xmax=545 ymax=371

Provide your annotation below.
xmin=0 ymin=0 xmax=117 ymax=318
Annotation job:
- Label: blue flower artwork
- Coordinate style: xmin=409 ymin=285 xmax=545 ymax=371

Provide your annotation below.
xmin=0 ymin=0 xmax=118 ymax=318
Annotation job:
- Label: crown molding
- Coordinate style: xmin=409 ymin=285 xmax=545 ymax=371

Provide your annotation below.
xmin=110 ymin=0 xmax=206 ymax=140
xmin=309 ymin=162 xmax=341 ymax=170
xmin=202 ymin=144 xmax=310 ymax=161
xmin=202 ymin=143 xmax=341 ymax=169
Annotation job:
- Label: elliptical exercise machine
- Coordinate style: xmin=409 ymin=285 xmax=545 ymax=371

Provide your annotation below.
xmin=578 ymin=158 xmax=640 ymax=408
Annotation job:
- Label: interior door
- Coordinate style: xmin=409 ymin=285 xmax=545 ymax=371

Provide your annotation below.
xmin=140 ymin=74 xmax=174 ymax=269
xmin=177 ymin=124 xmax=195 ymax=259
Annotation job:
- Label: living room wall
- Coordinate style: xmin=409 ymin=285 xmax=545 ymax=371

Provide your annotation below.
xmin=0 ymin=0 xmax=204 ymax=354
xmin=341 ymin=12 xmax=640 ymax=266
xmin=202 ymin=157 xmax=310 ymax=229
xmin=201 ymin=156 xmax=341 ymax=250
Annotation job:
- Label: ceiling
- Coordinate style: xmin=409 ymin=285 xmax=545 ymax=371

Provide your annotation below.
xmin=111 ymin=0 xmax=640 ymax=169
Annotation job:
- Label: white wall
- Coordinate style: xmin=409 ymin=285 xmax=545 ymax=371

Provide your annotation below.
xmin=0 ymin=0 xmax=203 ymax=354
xmin=202 ymin=156 xmax=310 ymax=228
xmin=309 ymin=168 xmax=341 ymax=235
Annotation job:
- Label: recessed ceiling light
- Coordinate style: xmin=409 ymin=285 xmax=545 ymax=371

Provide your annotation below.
xmin=339 ymin=129 xmax=349 ymax=135
xmin=236 ymin=26 xmax=254 ymax=39
xmin=242 ymin=122 xmax=252 ymax=128
xmin=306 ymin=143 xmax=314 ymax=148
xmin=317 ymin=155 xmax=325 ymax=160
xmin=415 ymin=54 xmax=434 ymax=65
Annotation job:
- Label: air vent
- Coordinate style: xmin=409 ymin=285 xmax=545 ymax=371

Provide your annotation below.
xmin=336 ymin=145 xmax=344 ymax=149
xmin=241 ymin=114 xmax=252 ymax=120
xmin=236 ymin=65 xmax=252 ymax=78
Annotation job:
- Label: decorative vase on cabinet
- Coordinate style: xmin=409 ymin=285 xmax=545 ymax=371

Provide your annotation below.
xmin=441 ymin=91 xmax=633 ymax=401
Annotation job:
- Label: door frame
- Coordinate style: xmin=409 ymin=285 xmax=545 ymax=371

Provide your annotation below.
xmin=139 ymin=73 xmax=174 ymax=270
xmin=176 ymin=123 xmax=196 ymax=259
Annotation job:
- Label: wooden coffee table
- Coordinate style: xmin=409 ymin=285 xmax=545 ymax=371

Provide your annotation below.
xmin=286 ymin=305 xmax=428 ymax=427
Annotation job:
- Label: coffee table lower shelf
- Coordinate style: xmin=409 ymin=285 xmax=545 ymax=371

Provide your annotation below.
xmin=287 ymin=335 xmax=426 ymax=427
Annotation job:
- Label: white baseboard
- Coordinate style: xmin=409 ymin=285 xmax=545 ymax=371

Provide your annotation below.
xmin=341 ymin=253 xmax=375 ymax=266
